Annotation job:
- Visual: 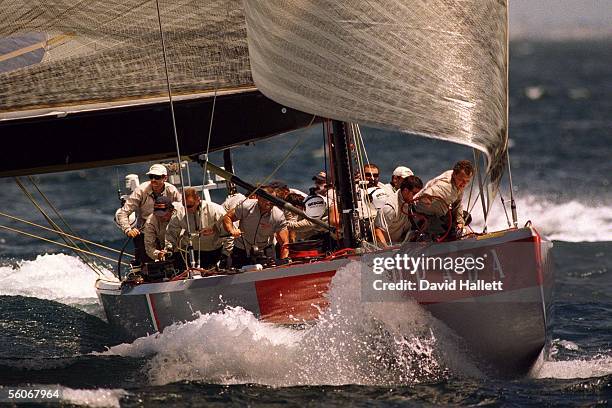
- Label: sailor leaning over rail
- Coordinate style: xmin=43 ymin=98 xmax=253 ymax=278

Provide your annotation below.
xmin=374 ymin=175 xmax=423 ymax=247
xmin=116 ymin=164 xmax=182 ymax=265
xmin=165 ymin=188 xmax=226 ymax=270
xmin=413 ymin=160 xmax=474 ymax=241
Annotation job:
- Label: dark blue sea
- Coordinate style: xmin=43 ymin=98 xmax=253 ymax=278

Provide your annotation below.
xmin=0 ymin=40 xmax=610 ymax=406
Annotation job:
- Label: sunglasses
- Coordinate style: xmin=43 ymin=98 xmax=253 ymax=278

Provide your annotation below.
xmin=365 ymin=172 xmax=379 ymax=178
xmin=149 ymin=174 xmax=164 ymax=180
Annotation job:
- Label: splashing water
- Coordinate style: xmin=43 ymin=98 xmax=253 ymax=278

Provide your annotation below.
xmin=530 ymin=352 xmax=612 ymax=380
xmin=0 ymin=253 xmax=113 ymax=315
xmin=469 ymin=195 xmax=612 ymax=242
xmin=61 ymin=387 xmax=127 ymax=408
xmin=104 ymin=261 xmax=481 ymax=386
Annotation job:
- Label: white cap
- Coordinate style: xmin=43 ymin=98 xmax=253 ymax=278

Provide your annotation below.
xmin=392 ymin=166 xmax=413 ymax=178
xmin=146 ymin=164 xmax=167 ymax=176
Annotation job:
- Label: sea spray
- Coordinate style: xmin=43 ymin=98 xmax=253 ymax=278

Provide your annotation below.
xmin=529 ymin=351 xmax=612 ymax=379
xmin=469 ymin=195 xmax=612 ymax=242
xmin=105 ymin=261 xmax=481 ymax=386
xmin=0 ymin=253 xmax=112 ymax=317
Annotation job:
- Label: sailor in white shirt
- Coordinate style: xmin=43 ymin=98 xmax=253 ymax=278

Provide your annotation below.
xmin=413 ymin=160 xmax=474 ymax=240
xmin=165 ymin=188 xmax=226 ymax=269
xmin=374 ymin=175 xmax=423 ymax=247
xmin=116 ymin=163 xmax=182 ymax=264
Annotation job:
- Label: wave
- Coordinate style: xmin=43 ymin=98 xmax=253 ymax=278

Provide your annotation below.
xmin=61 ymin=387 xmax=127 ymax=408
xmin=469 ymin=195 xmax=612 ymax=242
xmin=0 ymin=253 xmax=113 ymax=311
xmin=530 ymin=353 xmax=612 ymax=380
xmin=103 ymin=261 xmax=481 ymax=386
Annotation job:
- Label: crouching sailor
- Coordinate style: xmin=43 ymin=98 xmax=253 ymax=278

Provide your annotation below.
xmin=116 ymin=164 xmax=182 ymax=265
xmin=413 ymin=160 xmax=473 ymax=241
xmin=143 ymin=196 xmax=178 ymax=262
xmin=222 ymin=185 xmax=289 ymax=269
xmin=165 ymin=188 xmax=226 ymax=270
xmin=373 ymin=175 xmax=423 ymax=247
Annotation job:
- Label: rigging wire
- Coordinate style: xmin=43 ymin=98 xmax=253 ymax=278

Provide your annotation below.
xmin=26 ymin=175 xmax=102 ymax=262
xmin=504 ymin=2 xmax=518 ymax=228
xmin=472 ymin=151 xmax=489 ymax=233
xmin=499 ymin=191 xmax=512 ymax=227
xmin=0 ymin=210 xmax=134 ymax=258
xmin=154 ymin=0 xmax=196 ymax=272
xmin=352 ymin=123 xmax=380 ymax=247
xmin=14 ymin=178 xmax=104 ymax=276
xmin=0 ymin=225 xmax=129 ymax=267
xmin=154 ymin=0 xmax=191 ymax=237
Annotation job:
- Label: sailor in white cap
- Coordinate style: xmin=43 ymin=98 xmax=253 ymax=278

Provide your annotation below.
xmin=374 ymin=175 xmax=423 ymax=247
xmin=390 ymin=166 xmax=414 ymax=193
xmin=116 ymin=163 xmax=182 ymax=264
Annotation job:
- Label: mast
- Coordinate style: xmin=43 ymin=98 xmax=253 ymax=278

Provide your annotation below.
xmin=223 ymin=149 xmax=237 ymax=194
xmin=331 ymin=120 xmax=359 ymax=248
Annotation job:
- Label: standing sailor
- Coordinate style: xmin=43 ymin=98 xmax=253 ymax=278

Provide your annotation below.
xmin=116 ymin=164 xmax=182 ymax=264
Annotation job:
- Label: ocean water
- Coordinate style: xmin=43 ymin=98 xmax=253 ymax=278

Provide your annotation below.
xmin=0 ymin=40 xmax=610 ymax=406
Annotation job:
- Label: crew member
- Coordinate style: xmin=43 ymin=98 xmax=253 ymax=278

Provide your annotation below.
xmin=165 ymin=188 xmax=226 ymax=270
xmin=374 ymin=175 xmax=423 ymax=247
xmin=389 ymin=166 xmax=414 ymax=193
xmin=116 ymin=164 xmax=182 ymax=265
xmin=223 ymin=186 xmax=289 ymax=268
xmin=143 ymin=196 xmax=176 ymax=261
xmin=413 ymin=160 xmax=474 ymax=240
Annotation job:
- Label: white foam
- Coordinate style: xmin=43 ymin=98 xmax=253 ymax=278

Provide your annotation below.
xmin=529 ymin=352 xmax=612 ymax=380
xmin=104 ymin=261 xmax=481 ymax=386
xmin=0 ymin=253 xmax=113 ymax=305
xmin=61 ymin=387 xmax=127 ymax=408
xmin=469 ymin=195 xmax=612 ymax=242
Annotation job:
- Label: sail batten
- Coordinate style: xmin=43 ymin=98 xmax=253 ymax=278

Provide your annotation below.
xmin=245 ymin=0 xmax=508 ymax=184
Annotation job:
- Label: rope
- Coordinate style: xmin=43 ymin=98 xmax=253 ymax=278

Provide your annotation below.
xmin=201 ymin=81 xmax=218 ymax=200
xmin=154 ymin=0 xmax=190 ymax=238
xmin=499 ymin=191 xmax=512 ymax=227
xmin=27 ymin=175 xmax=99 ymax=259
xmin=14 ymin=178 xmax=105 ymax=276
xmin=0 ymin=224 xmax=130 ymax=266
xmin=0 ymin=210 xmax=133 ymax=258
xmin=352 ymin=123 xmax=379 ymax=246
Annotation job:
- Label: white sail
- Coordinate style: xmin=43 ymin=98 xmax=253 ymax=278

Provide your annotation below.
xmin=244 ymin=0 xmax=508 ymax=183
xmin=0 ymin=0 xmax=253 ymax=120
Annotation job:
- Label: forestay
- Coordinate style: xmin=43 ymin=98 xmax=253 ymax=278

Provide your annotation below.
xmin=244 ymin=0 xmax=509 ymax=185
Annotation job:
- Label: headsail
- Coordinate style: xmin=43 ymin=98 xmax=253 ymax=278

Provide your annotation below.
xmin=244 ymin=0 xmax=509 ymax=185
xmin=0 ymin=1 xmax=316 ymax=177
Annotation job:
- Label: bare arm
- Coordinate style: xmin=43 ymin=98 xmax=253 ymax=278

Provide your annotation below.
xmin=276 ymin=228 xmax=290 ymax=259
xmin=222 ymin=208 xmax=241 ymax=237
xmin=374 ymin=227 xmax=389 ymax=247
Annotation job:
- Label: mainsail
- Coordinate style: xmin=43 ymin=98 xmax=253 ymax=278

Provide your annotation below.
xmin=0 ymin=1 xmax=315 ymax=176
xmin=244 ymin=0 xmax=509 ymax=185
